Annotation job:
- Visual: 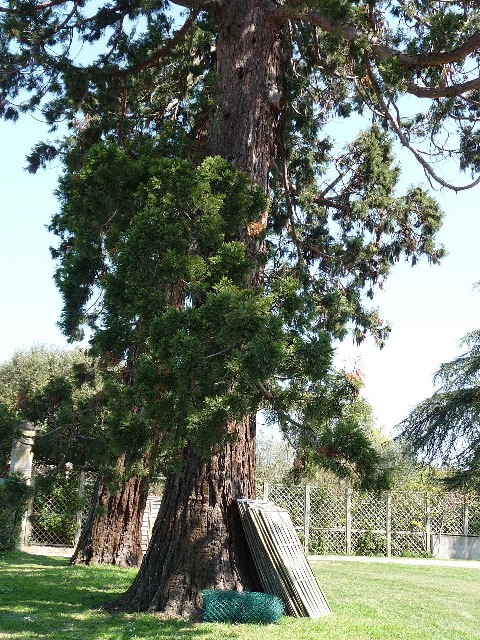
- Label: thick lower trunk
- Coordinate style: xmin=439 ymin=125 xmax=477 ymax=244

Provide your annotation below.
xmin=110 ymin=416 xmax=259 ymax=616
xmin=71 ymin=471 xmax=148 ymax=568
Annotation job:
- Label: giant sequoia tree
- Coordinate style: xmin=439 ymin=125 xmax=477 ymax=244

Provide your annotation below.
xmin=2 ymin=0 xmax=480 ymax=616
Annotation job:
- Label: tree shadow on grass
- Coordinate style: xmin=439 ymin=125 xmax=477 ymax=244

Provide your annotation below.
xmin=0 ymin=551 xmax=215 ymax=640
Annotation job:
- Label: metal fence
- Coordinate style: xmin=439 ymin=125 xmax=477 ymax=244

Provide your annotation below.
xmin=263 ymin=484 xmax=480 ymax=557
xmin=25 ymin=469 xmax=90 ymax=547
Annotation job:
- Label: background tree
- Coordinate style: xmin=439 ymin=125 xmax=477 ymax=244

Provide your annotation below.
xmin=0 ymin=346 xmax=148 ymax=567
xmin=398 ymin=329 xmax=480 ymax=490
xmin=256 ymin=436 xmax=295 ymax=487
xmin=0 ymin=346 xmax=90 ymax=470
xmin=1 ymin=0 xmax=479 ymax=616
xmin=286 ymin=376 xmax=393 ymax=489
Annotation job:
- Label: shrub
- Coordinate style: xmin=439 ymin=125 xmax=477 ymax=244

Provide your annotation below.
xmin=355 ymin=527 xmax=384 ymax=556
xmin=0 ymin=474 xmax=33 ymax=552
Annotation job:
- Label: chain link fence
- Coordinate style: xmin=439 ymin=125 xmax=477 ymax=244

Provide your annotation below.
xmin=26 ymin=468 xmax=93 ymax=547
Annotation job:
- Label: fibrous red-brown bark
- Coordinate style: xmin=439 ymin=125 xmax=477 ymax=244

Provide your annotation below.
xmin=112 ymin=417 xmax=260 ymax=616
xmin=205 ymin=0 xmax=283 ymax=192
xmin=71 ymin=468 xmax=148 ymax=568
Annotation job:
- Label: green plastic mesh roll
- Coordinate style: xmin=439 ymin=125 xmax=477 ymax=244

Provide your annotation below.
xmin=202 ymin=590 xmax=284 ymax=624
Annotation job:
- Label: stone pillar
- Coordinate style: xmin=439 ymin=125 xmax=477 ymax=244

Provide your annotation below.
xmin=9 ymin=422 xmax=35 ymax=483
xmin=9 ymin=422 xmax=35 ymax=547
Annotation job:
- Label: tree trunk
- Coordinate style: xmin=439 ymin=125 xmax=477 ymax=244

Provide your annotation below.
xmin=205 ymin=0 xmax=283 ymax=191
xmin=112 ymin=416 xmax=259 ymax=616
xmin=112 ymin=0 xmax=284 ymax=614
xmin=71 ymin=468 xmax=149 ymax=568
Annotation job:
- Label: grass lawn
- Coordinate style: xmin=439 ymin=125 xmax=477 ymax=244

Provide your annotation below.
xmin=0 ymin=551 xmax=478 ymax=640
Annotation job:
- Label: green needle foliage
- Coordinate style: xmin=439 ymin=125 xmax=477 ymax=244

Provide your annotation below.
xmin=398 ymin=329 xmax=480 ymax=489
xmin=0 ymin=346 xmax=106 ymax=473
xmin=49 ymin=142 xmax=424 ymax=487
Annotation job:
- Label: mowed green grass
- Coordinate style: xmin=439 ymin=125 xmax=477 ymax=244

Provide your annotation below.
xmin=0 ymin=551 xmax=478 ymax=640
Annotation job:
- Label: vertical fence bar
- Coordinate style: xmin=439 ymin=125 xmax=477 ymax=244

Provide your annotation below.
xmin=263 ymin=483 xmax=269 ymax=501
xmin=345 ymin=488 xmax=352 ymax=555
xmin=75 ymin=470 xmax=86 ymax=544
xmin=146 ymin=497 xmax=153 ymax=549
xmin=463 ymin=494 xmax=469 ymax=537
xmin=386 ymin=493 xmax=392 ymax=557
xmin=304 ymin=485 xmax=311 ymax=555
xmin=425 ymin=493 xmax=431 ymax=554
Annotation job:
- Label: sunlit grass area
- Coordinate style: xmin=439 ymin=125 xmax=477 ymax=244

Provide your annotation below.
xmin=0 ymin=551 xmax=478 ymax=639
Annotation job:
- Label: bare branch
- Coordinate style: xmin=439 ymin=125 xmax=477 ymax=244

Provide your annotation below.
xmin=55 ymin=0 xmax=79 ymax=32
xmin=317 ymin=164 xmax=352 ymax=200
xmin=313 ymin=196 xmax=350 ymax=213
xmin=0 ymin=0 xmax=70 ymax=13
xmin=170 ymin=0 xmax=214 ymax=9
xmin=0 ymin=0 xmax=210 ymax=12
xmin=407 ymin=76 xmax=480 ymax=98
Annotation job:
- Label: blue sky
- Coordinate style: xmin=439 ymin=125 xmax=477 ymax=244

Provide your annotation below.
xmin=1 ymin=113 xmax=479 ymax=436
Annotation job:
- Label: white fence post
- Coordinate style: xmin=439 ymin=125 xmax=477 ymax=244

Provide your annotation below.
xmin=263 ymin=482 xmax=269 ymax=501
xmin=463 ymin=495 xmax=469 ymax=537
xmin=425 ymin=493 xmax=431 ymax=554
xmin=304 ymin=485 xmax=311 ymax=555
xmin=386 ymin=493 xmax=392 ymax=557
xmin=345 ymin=488 xmax=352 ymax=555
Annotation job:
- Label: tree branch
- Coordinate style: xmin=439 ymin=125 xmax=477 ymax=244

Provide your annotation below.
xmin=278 ymin=6 xmax=480 ymax=70
xmin=364 ymin=55 xmax=480 ymax=192
xmin=256 ymin=382 xmax=305 ymax=432
xmin=407 ymin=76 xmax=480 ymax=99
xmin=0 ymin=0 xmax=70 ymax=13
xmin=170 ymin=0 xmax=215 ymax=9
xmin=111 ymin=8 xmax=200 ymax=78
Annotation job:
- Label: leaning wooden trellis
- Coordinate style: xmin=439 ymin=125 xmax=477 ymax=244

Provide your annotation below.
xmin=238 ymin=499 xmax=331 ymax=618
